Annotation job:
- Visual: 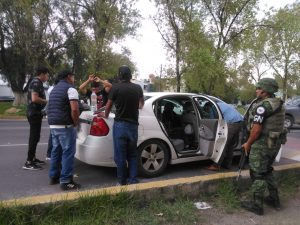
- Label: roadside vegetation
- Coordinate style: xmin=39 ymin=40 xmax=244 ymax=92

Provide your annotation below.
xmin=1 ymin=1 xmax=300 ymax=106
xmin=0 ymin=102 xmax=26 ymax=118
xmin=1 ymin=173 xmax=299 ymax=225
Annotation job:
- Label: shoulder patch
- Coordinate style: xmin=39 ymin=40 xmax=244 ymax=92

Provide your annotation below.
xmin=256 ymin=106 xmax=265 ymax=115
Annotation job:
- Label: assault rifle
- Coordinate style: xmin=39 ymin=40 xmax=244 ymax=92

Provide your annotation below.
xmin=236 ymin=147 xmax=248 ymax=181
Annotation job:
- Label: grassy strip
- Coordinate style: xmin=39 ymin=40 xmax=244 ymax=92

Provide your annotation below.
xmin=0 ymin=192 xmax=200 ymax=225
xmin=0 ymin=173 xmax=299 ymax=225
xmin=0 ymin=102 xmax=26 ymax=117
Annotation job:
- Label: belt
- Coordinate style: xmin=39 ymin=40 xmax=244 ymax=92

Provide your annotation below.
xmin=234 ymin=121 xmax=243 ymax=124
xmin=50 ymin=125 xmax=74 ymax=129
xmin=228 ymin=121 xmax=243 ymax=124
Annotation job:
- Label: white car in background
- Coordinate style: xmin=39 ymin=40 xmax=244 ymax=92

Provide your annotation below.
xmin=75 ymin=92 xmax=242 ymax=177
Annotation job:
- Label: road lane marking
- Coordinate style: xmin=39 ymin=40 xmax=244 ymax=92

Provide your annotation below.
xmin=0 ymin=143 xmax=48 ymax=147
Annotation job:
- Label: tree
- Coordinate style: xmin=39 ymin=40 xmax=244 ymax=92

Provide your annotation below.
xmin=0 ymin=0 xmax=140 ymax=105
xmin=198 ymin=0 xmax=259 ymax=95
xmin=153 ymin=0 xmax=196 ymax=92
xmin=240 ymin=27 xmax=270 ymax=83
xmin=67 ymin=0 xmax=140 ymax=72
xmin=0 ymin=0 xmax=55 ymax=105
xmin=182 ymin=18 xmax=226 ymax=96
xmin=263 ymin=3 xmax=300 ymax=100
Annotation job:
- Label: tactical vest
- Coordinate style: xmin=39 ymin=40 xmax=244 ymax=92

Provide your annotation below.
xmin=246 ymin=99 xmax=260 ymax=132
xmin=261 ymin=98 xmax=285 ymax=135
xmin=247 ymin=98 xmax=285 ymax=133
xmin=47 ymin=80 xmax=74 ymax=125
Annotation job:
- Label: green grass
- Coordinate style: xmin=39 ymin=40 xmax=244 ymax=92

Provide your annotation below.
xmin=0 ymin=174 xmax=299 ymax=225
xmin=0 ymin=102 xmax=26 ymax=116
xmin=0 ymin=193 xmax=201 ymax=225
xmin=278 ymin=172 xmax=300 ymax=198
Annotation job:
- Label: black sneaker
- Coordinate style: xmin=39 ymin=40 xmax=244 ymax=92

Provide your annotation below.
xmin=60 ymin=180 xmax=81 ymax=191
xmin=33 ymin=158 xmax=46 ymax=165
xmin=49 ymin=177 xmax=60 ymax=185
xmin=22 ymin=161 xmax=43 ymax=170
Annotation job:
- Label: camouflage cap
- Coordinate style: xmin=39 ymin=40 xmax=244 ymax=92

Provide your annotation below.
xmin=256 ymin=78 xmax=278 ymax=94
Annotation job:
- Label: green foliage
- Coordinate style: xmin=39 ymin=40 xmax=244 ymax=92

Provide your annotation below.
xmin=278 ymin=173 xmax=300 ymax=198
xmin=1 ymin=175 xmax=300 ymax=224
xmin=213 ymin=179 xmax=240 ymax=212
xmin=0 ymin=0 xmax=140 ymax=101
xmin=0 ymin=192 xmax=201 ymax=225
xmin=262 ymin=3 xmax=300 ymax=100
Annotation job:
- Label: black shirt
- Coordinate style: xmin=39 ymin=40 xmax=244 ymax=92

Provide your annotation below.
xmin=27 ymin=77 xmax=46 ymax=116
xmin=86 ymin=89 xmax=108 ymax=109
xmin=109 ymin=82 xmax=144 ymax=124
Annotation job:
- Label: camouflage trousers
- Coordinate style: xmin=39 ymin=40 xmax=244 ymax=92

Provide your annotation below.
xmin=249 ymin=136 xmax=281 ymax=206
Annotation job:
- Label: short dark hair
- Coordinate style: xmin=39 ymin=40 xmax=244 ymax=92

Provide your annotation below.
xmin=57 ymin=69 xmax=74 ymax=80
xmin=53 ymin=76 xmax=60 ymax=85
xmin=118 ymin=65 xmax=132 ymax=81
xmin=36 ymin=66 xmax=49 ymax=76
xmin=91 ymin=81 xmax=100 ymax=88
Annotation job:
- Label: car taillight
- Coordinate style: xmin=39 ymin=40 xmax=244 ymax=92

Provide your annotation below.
xmin=90 ymin=117 xmax=109 ymax=136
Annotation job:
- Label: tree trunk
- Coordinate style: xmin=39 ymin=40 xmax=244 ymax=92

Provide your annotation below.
xmin=12 ymin=92 xmax=27 ymax=106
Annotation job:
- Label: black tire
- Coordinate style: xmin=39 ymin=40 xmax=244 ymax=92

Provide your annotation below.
xmin=137 ymin=140 xmax=169 ymax=178
xmin=284 ymin=115 xmax=294 ymax=129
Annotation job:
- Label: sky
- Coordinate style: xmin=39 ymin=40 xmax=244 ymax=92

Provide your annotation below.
xmin=117 ymin=0 xmax=298 ymax=80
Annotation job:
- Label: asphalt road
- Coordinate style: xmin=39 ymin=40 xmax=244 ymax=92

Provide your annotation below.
xmin=0 ymin=119 xmax=299 ymax=201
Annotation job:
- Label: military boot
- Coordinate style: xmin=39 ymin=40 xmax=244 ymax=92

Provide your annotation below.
xmin=265 ymin=189 xmax=281 ymax=210
xmin=241 ymin=194 xmax=264 ymax=216
xmin=241 ymin=201 xmax=264 ymax=215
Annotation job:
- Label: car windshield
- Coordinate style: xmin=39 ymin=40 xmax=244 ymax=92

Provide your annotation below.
xmin=144 ymin=95 xmax=152 ymax=101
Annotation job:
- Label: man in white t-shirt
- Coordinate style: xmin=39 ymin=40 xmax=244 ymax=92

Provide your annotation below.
xmin=47 ymin=69 xmax=80 ymax=191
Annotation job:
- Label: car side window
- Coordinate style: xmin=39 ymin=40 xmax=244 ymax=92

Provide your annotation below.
xmin=194 ymin=97 xmax=218 ymax=119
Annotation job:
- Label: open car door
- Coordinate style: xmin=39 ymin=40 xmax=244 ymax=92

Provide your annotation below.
xmin=194 ymin=96 xmax=228 ymax=163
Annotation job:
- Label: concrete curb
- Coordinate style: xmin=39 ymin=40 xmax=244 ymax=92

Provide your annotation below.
xmin=2 ymin=162 xmax=300 ymax=207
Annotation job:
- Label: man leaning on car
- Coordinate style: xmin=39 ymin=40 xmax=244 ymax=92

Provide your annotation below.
xmin=47 ymin=69 xmax=81 ymax=191
xmin=101 ymin=65 xmax=144 ymax=185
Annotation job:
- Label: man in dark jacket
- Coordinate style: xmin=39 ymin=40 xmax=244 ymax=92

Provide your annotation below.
xmin=23 ymin=67 xmax=49 ymax=170
xmin=47 ymin=69 xmax=80 ymax=191
xmin=102 ymin=65 xmax=144 ymax=185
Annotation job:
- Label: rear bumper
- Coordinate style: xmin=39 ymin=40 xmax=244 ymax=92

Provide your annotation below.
xmin=75 ymin=137 xmax=115 ymax=167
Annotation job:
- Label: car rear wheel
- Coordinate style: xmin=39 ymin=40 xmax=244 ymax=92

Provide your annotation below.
xmin=137 ymin=140 xmax=169 ymax=177
xmin=284 ymin=115 xmax=294 ymax=129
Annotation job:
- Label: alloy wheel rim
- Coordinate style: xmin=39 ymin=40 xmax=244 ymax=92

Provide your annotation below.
xmin=141 ymin=144 xmax=165 ymax=172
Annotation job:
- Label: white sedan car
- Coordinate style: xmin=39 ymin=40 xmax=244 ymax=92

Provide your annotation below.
xmin=76 ymin=92 xmax=242 ymax=177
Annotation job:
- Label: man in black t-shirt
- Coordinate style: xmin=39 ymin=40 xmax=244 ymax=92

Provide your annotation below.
xmin=79 ymin=74 xmax=112 ymax=109
xmin=23 ymin=66 xmax=49 ymax=170
xmin=102 ymin=65 xmax=144 ymax=185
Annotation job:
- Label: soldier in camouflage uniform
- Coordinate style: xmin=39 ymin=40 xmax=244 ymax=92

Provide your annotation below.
xmin=241 ymin=78 xmax=286 ymax=215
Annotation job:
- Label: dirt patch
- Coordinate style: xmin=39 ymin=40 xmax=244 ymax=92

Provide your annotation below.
xmin=196 ymin=186 xmax=300 ymax=225
xmin=4 ymin=107 xmax=21 ymax=114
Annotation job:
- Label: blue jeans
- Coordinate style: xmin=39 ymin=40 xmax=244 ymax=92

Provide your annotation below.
xmin=113 ymin=121 xmax=138 ymax=185
xmin=49 ymin=127 xmax=76 ymax=183
xmin=47 ymin=133 xmax=52 ymax=158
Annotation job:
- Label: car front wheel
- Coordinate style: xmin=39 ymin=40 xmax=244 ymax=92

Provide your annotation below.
xmin=137 ymin=140 xmax=169 ymax=178
xmin=284 ymin=115 xmax=293 ymax=129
